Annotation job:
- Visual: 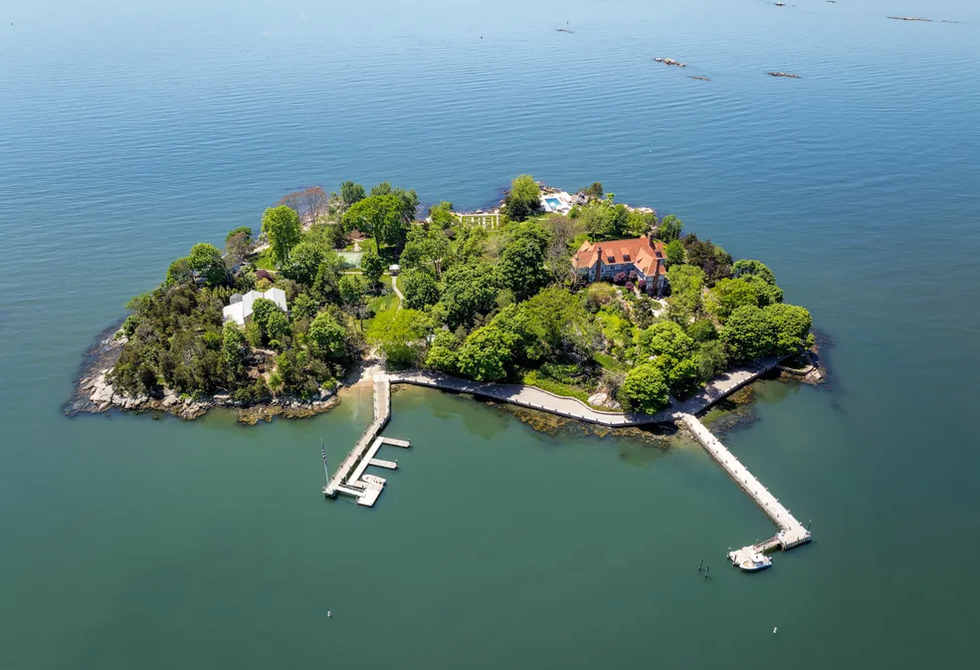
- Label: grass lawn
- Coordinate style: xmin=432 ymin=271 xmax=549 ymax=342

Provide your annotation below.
xmin=364 ymin=275 xmax=400 ymax=329
xmin=253 ymin=251 xmax=276 ymax=271
xmin=593 ymin=352 xmax=626 ymax=372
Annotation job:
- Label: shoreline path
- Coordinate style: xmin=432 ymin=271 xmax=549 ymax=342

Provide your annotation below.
xmin=387 ymin=354 xmax=784 ymax=426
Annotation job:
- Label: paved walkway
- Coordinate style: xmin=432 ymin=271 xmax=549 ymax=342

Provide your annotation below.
xmin=388 ymin=355 xmax=784 ymax=427
xmin=390 ymin=274 xmax=404 ymax=310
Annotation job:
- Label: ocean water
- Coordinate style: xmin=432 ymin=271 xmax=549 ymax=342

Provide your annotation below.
xmin=2 ymin=0 xmax=980 ymax=667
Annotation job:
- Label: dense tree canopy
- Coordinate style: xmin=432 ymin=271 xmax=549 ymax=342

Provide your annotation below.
xmin=261 ymin=206 xmax=302 ymax=267
xmin=367 ymin=309 xmax=427 ymax=369
xmin=109 ymin=177 xmax=813 ymax=417
xmin=343 ymin=195 xmax=408 ymax=250
xmin=340 ymin=181 xmax=366 ymax=209
xmin=618 ymin=364 xmax=670 ymax=413
xmin=400 ymin=226 xmax=450 ymax=278
xmin=401 ymin=270 xmax=440 ymax=310
xmin=657 ymin=214 xmax=683 ymax=242
xmin=188 ymin=243 xmax=227 ymax=286
xmin=503 ymin=174 xmax=542 ymax=222
xmin=722 ymin=305 xmax=777 ymax=361
xmin=361 ymin=249 xmax=384 ymax=286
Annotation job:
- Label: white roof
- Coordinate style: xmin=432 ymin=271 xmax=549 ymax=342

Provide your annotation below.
xmin=223 ymin=288 xmax=288 ymax=326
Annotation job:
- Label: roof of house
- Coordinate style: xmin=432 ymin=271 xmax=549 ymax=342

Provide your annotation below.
xmin=571 ymin=234 xmax=666 ymax=277
xmin=222 ymin=288 xmax=288 ymax=326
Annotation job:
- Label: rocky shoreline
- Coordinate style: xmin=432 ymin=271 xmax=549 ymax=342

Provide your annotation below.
xmin=64 ymin=325 xmax=342 ymax=424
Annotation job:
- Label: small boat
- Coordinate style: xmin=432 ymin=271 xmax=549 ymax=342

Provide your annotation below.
xmin=737 ymin=552 xmax=773 ymax=572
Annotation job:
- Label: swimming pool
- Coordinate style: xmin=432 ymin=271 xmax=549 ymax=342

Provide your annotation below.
xmin=545 ymin=197 xmax=561 ymax=209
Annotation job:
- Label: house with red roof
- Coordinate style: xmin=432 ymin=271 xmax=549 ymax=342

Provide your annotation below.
xmin=571 ymin=233 xmax=668 ymax=296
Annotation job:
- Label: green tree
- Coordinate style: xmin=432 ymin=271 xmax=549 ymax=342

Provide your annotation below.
xmin=764 ymin=303 xmax=812 ymax=355
xmin=189 ymin=243 xmax=227 ymax=286
xmin=367 ymin=309 xmax=427 ymax=369
xmin=456 ymin=323 xmax=516 ymax=382
xmin=308 ymin=312 xmax=347 ymax=361
xmin=520 ymin=287 xmax=600 ymax=361
xmin=261 ymin=205 xmax=302 ymax=267
xmin=653 ymin=354 xmax=700 ymax=399
xmin=683 ymin=234 xmax=732 ymax=285
xmin=580 ymin=199 xmax=630 ymax=241
xmin=400 ymin=226 xmax=449 ymax=278
xmin=696 ymin=340 xmax=728 ymax=382
xmin=657 ymin=214 xmax=683 ymax=242
xmin=166 ymin=257 xmax=194 ymax=286
xmin=291 ymin=292 xmax=318 ymax=321
xmin=425 ymin=330 xmax=460 ymax=374
xmin=618 ymin=363 xmax=670 ymax=413
xmin=339 ymin=274 xmax=367 ymax=310
xmin=429 ymin=201 xmax=457 ymax=229
xmin=280 ymin=241 xmax=324 ymax=287
xmin=638 ymin=320 xmax=696 ymax=360
xmin=687 ymin=319 xmax=718 ymax=342
xmin=402 ymin=270 xmax=440 ymax=310
xmin=706 ymin=277 xmax=761 ymax=322
xmin=732 ymin=259 xmax=776 ymax=285
xmin=665 ymin=239 xmax=685 ymax=267
xmin=370 ymin=181 xmax=392 ymax=196
xmin=226 ymin=226 xmax=253 ymax=244
xmin=740 ymin=273 xmax=783 ymax=306
xmin=222 ymin=322 xmax=247 ymax=368
xmin=502 ymin=174 xmax=542 ymax=222
xmin=361 ymin=249 xmax=385 ymax=287
xmin=340 ymin=181 xmax=366 ymax=208
xmin=723 ymin=305 xmax=776 ymax=361
xmin=265 ymin=310 xmax=290 ymax=346
xmin=251 ymin=298 xmax=281 ymax=343
xmin=499 ymin=236 xmax=547 ymax=301
xmin=439 ymin=263 xmax=501 ymax=330
xmin=667 ymin=264 xmax=705 ymax=296
xmin=583 ymin=181 xmax=604 ymax=199
xmin=342 ymin=194 xmax=408 ymax=250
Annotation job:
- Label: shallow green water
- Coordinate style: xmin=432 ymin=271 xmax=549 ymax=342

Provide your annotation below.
xmin=3 ymin=0 xmax=980 ymax=666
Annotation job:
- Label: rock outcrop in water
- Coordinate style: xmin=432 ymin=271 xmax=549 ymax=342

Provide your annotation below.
xmin=888 ymin=16 xmax=932 ymax=22
xmin=768 ymin=72 xmax=801 ymax=79
xmin=654 ymin=58 xmax=685 ymax=68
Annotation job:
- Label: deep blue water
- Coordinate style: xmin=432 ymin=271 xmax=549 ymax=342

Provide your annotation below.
xmin=2 ymin=1 xmax=980 ymax=668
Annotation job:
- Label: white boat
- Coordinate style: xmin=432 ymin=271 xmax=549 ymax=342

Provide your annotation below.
xmin=737 ymin=552 xmax=772 ymax=572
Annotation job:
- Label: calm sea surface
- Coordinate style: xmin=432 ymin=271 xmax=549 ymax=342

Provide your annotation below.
xmin=2 ymin=1 xmax=980 ymax=667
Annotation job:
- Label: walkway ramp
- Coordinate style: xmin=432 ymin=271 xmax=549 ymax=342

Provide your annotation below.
xmin=675 ymin=413 xmax=811 ymax=564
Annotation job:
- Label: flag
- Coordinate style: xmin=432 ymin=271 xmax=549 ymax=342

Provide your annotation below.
xmin=321 ymin=440 xmax=328 ymax=466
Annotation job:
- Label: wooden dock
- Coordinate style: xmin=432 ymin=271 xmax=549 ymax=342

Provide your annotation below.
xmin=675 ymin=413 xmax=811 ymax=566
xmin=324 ymin=376 xmax=411 ymax=507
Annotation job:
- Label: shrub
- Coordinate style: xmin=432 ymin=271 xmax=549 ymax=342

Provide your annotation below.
xmin=618 ymin=363 xmax=670 ymax=413
xmin=256 ymin=269 xmax=274 ymax=282
xmin=613 ymin=272 xmax=628 ymax=285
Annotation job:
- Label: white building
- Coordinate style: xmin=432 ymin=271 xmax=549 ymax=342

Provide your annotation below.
xmin=222 ymin=288 xmax=288 ymax=326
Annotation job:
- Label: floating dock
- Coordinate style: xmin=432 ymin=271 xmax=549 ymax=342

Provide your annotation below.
xmin=675 ymin=413 xmax=811 ymax=567
xmin=323 ymin=376 xmax=410 ymax=507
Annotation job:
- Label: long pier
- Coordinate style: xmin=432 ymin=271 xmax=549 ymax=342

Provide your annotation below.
xmin=675 ymin=413 xmax=811 ymax=565
xmin=328 ymin=363 xmax=812 ymax=569
xmin=324 ymin=375 xmax=411 ymax=507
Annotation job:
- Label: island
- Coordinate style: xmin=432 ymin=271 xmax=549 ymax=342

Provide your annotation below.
xmin=69 ymin=175 xmax=817 ymax=423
